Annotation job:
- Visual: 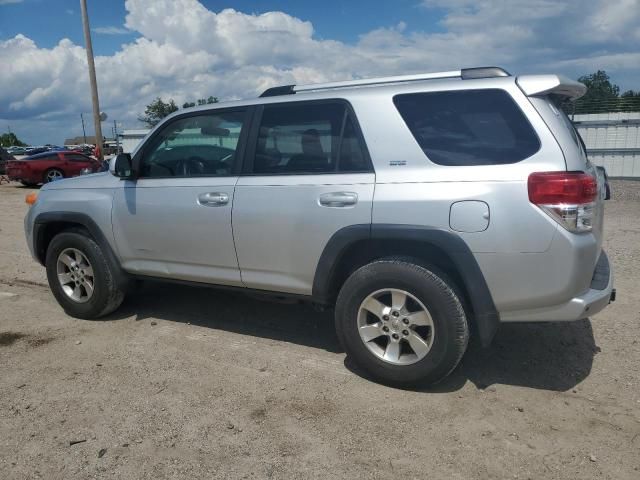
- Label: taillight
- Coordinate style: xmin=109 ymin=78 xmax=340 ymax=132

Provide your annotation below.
xmin=528 ymin=172 xmax=598 ymax=233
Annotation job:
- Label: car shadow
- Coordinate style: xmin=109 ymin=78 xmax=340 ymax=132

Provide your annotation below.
xmin=105 ymin=280 xmax=342 ymax=354
xmin=346 ymin=320 xmax=598 ymax=393
xmin=106 ymin=281 xmax=598 ymax=392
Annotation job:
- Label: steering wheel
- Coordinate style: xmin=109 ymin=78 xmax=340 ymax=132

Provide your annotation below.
xmin=175 ymin=156 xmax=206 ymax=176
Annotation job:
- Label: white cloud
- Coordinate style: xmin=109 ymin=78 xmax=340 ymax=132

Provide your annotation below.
xmin=93 ymin=26 xmax=130 ymax=35
xmin=1 ymin=0 xmax=639 ymax=145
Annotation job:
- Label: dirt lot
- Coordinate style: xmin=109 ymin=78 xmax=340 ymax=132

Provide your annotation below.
xmin=1 ymin=180 xmax=639 ymax=479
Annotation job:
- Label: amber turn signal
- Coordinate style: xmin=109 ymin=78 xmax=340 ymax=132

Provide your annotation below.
xmin=25 ymin=192 xmax=38 ymax=206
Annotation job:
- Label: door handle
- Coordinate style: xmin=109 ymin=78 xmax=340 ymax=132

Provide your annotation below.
xmin=319 ymin=192 xmax=358 ymax=208
xmin=198 ymin=192 xmax=229 ymax=207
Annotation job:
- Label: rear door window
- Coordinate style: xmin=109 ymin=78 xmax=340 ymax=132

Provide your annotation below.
xmin=249 ymin=101 xmax=371 ymax=174
xmin=393 ymin=89 xmax=540 ymax=166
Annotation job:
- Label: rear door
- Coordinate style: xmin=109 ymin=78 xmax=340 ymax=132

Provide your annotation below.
xmin=233 ymin=100 xmax=375 ymax=294
xmin=112 ymin=108 xmax=250 ymax=285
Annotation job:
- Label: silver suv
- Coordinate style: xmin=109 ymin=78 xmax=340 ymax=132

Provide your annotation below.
xmin=24 ymin=67 xmax=615 ymax=385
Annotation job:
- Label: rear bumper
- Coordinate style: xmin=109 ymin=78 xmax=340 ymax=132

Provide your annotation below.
xmin=500 ymin=250 xmax=614 ymax=322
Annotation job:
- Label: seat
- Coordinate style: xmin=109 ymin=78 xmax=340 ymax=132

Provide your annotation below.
xmin=287 ymin=129 xmax=330 ymax=172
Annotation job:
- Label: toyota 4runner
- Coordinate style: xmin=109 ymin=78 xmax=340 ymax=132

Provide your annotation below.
xmin=24 ymin=67 xmax=615 ymax=385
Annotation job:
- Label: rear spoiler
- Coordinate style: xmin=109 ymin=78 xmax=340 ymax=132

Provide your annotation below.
xmin=516 ymin=74 xmax=587 ymax=100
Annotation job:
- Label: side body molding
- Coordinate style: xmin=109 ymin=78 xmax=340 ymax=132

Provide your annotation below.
xmin=313 ymin=224 xmax=500 ymax=346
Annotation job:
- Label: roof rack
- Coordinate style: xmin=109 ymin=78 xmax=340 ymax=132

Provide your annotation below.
xmin=259 ymin=66 xmax=510 ymax=98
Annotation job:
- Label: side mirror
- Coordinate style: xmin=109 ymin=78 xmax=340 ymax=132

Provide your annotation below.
xmin=110 ymin=153 xmax=134 ymax=179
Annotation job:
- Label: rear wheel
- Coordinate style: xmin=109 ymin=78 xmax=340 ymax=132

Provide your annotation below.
xmin=45 ymin=231 xmax=125 ymax=319
xmin=44 ymin=168 xmax=64 ymax=183
xmin=335 ymin=259 xmax=469 ymax=386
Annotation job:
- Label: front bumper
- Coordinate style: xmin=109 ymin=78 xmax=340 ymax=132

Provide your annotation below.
xmin=500 ymin=250 xmax=614 ymax=322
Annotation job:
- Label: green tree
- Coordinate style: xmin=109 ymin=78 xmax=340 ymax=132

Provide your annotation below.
xmin=138 ymin=97 xmax=179 ymax=127
xmin=0 ymin=132 xmax=27 ymax=147
xmin=569 ymin=70 xmax=637 ymax=114
xmin=578 ymin=70 xmax=620 ymax=101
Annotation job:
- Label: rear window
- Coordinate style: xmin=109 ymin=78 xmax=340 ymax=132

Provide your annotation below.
xmin=27 ymin=153 xmax=58 ymax=161
xmin=393 ymin=89 xmax=540 ymax=166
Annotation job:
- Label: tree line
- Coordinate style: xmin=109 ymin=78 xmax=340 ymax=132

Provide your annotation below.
xmin=138 ymin=96 xmax=219 ymax=127
xmin=0 ymin=132 xmax=27 ymax=148
xmin=565 ymin=70 xmax=639 ymax=114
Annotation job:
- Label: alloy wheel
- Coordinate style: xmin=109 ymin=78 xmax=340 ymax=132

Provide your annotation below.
xmin=357 ymin=288 xmax=435 ymax=365
xmin=56 ymin=248 xmax=95 ymax=303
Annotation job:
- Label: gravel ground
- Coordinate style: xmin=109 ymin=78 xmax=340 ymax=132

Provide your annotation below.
xmin=0 ymin=180 xmax=639 ymax=479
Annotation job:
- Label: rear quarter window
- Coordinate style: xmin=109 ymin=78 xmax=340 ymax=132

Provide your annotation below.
xmin=65 ymin=154 xmax=93 ymax=162
xmin=393 ymin=89 xmax=540 ymax=166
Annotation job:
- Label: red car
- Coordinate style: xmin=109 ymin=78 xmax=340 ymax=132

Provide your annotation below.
xmin=6 ymin=151 xmax=101 ymax=186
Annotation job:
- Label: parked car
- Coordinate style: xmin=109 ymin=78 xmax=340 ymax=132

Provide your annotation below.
xmin=25 ymin=146 xmax=49 ymax=156
xmin=69 ymin=144 xmax=95 ymax=156
xmin=6 ymin=150 xmax=100 ymax=186
xmin=23 ymin=67 xmax=614 ymax=386
xmin=7 ymin=146 xmax=28 ymax=155
xmin=0 ymin=146 xmax=16 ymax=174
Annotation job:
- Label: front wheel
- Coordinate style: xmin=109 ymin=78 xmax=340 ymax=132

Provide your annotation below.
xmin=335 ymin=259 xmax=469 ymax=386
xmin=45 ymin=231 xmax=125 ymax=319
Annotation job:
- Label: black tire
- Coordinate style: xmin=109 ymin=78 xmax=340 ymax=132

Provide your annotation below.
xmin=335 ymin=259 xmax=469 ymax=386
xmin=43 ymin=168 xmax=64 ymax=183
xmin=45 ymin=230 xmax=125 ymax=319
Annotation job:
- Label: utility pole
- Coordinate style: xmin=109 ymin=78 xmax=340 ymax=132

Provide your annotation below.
xmin=114 ymin=120 xmax=120 ymax=153
xmin=80 ymin=113 xmax=87 ymax=144
xmin=80 ymin=0 xmax=103 ymax=161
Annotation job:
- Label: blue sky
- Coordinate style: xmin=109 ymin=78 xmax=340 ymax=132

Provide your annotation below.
xmin=1 ymin=0 xmax=639 ymax=145
xmin=1 ymin=0 xmax=445 ymax=55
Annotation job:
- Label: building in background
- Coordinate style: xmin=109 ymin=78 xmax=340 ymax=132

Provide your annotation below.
xmin=119 ymin=129 xmax=149 ymax=154
xmin=63 ymin=135 xmax=112 ymax=147
xmin=574 ymin=112 xmax=640 ymax=178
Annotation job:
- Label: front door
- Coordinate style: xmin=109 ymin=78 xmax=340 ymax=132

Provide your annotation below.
xmin=233 ymin=100 xmax=375 ymax=294
xmin=112 ymin=108 xmax=250 ymax=286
